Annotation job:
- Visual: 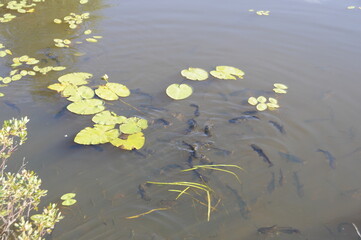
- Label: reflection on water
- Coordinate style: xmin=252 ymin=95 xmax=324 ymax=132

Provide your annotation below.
xmin=1 ymin=0 xmax=361 ymax=239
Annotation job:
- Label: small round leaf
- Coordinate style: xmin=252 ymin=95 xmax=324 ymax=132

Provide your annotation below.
xmin=166 ymin=84 xmax=193 ymax=100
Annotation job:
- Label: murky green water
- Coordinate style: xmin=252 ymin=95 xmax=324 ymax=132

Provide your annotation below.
xmin=1 ymin=0 xmax=361 ymax=239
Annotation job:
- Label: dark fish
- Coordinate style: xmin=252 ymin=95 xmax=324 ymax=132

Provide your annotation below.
xmin=189 ymin=104 xmax=200 ymax=117
xmin=226 ymin=185 xmax=250 ymax=219
xmin=258 ymin=225 xmax=300 ymax=235
xmin=3 ymin=100 xmax=21 ymax=113
xmin=186 ymin=156 xmax=208 ymax=182
xmin=267 ymin=172 xmax=275 ymax=194
xmin=242 ymin=110 xmax=258 ymax=115
xmin=154 ymin=118 xmax=171 ymax=126
xmin=279 ymin=152 xmax=304 ymax=164
xmin=268 ymin=120 xmax=286 ymax=134
xmin=54 ymin=105 xmax=68 ymax=119
xmin=186 ymin=118 xmax=197 ymax=133
xmin=138 ymin=183 xmax=151 ymax=201
xmin=204 ymin=125 xmax=212 ymax=137
xmin=182 ymin=141 xmax=199 ymax=158
xmin=229 ymin=115 xmax=259 ymax=123
xmin=293 ymin=172 xmax=304 ymax=198
xmin=317 ymin=149 xmax=335 ymax=169
xmin=278 ymin=169 xmax=284 ymax=186
xmin=44 ymin=50 xmax=61 ymax=66
xmin=250 ymin=144 xmax=273 ymax=167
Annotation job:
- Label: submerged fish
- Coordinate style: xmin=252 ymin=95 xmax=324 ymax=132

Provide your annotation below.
xmin=278 ymin=152 xmax=304 ymax=164
xmin=242 ymin=110 xmax=258 ymax=115
xmin=317 ymin=149 xmax=335 ymax=169
xmin=293 ymin=172 xmax=304 ymax=198
xmin=3 ymin=100 xmax=21 ymax=113
xmin=267 ymin=172 xmax=276 ymax=194
xmin=138 ymin=183 xmax=151 ymax=201
xmin=226 ymin=185 xmax=250 ymax=219
xmin=278 ymin=169 xmax=284 ymax=186
xmin=54 ymin=105 xmax=68 ymax=119
xmin=153 ymin=118 xmax=171 ymax=126
xmin=250 ymin=144 xmax=273 ymax=167
xmin=229 ymin=115 xmax=259 ymax=123
xmin=257 ymin=225 xmax=301 ymax=235
xmin=186 ymin=118 xmax=197 ymax=133
xmin=204 ymin=124 xmax=212 ymax=137
xmin=268 ymin=120 xmax=286 ymax=134
xmin=189 ymin=103 xmax=200 ymax=117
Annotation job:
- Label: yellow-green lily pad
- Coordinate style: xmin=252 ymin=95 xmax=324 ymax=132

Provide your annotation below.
xmin=62 ymin=199 xmax=77 ymax=206
xmin=67 ymin=99 xmax=105 ymax=115
xmin=119 ymin=117 xmax=148 ymax=134
xmin=74 ymin=124 xmax=119 ymax=145
xmin=216 ymin=66 xmax=245 ymax=79
xmin=273 ymin=88 xmax=287 ymax=94
xmin=273 ymin=83 xmax=288 ymax=90
xmin=58 ymin=72 xmax=93 ymax=85
xmin=67 ymin=86 xmax=95 ymax=102
xmin=166 ymin=83 xmax=193 ymax=100
xmin=248 ymin=97 xmax=258 ymax=105
xmin=256 ymin=103 xmax=267 ymax=111
xmin=92 ymin=110 xmax=127 ymax=125
xmin=257 ymin=96 xmax=267 ymax=103
xmin=95 ymin=82 xmax=130 ymax=101
xmin=61 ymin=193 xmax=76 ymax=200
xmin=210 ymin=70 xmax=236 ymax=80
xmin=181 ymin=67 xmax=209 ymax=81
xmin=110 ymin=132 xmax=145 ymax=150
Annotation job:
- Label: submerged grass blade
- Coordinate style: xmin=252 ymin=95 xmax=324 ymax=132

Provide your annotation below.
xmin=175 ymin=187 xmax=190 ymax=200
xmin=181 ymin=164 xmax=243 ymax=183
xmin=125 ymin=207 xmax=170 ymax=219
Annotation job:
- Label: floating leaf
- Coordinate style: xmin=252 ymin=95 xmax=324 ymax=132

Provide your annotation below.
xmin=210 ymin=70 xmax=236 ymax=80
xmin=268 ymin=97 xmax=278 ymax=104
xmin=119 ymin=117 xmax=148 ymax=134
xmin=95 ymin=82 xmax=130 ymax=101
xmin=74 ymin=124 xmax=119 ymax=145
xmin=86 ymin=38 xmax=97 ymax=43
xmin=58 ymin=72 xmax=92 ymax=85
xmin=248 ymin=97 xmax=258 ymax=105
xmin=67 ymin=99 xmax=105 ymax=115
xmin=54 ymin=18 xmax=62 ymax=24
xmin=80 ymin=0 xmax=89 ymax=4
xmin=257 ymin=96 xmax=267 ymax=103
xmin=181 ymin=68 xmax=209 ymax=81
xmin=273 ymin=83 xmax=288 ymax=90
xmin=53 ymin=66 xmax=66 ymax=71
xmin=110 ymin=132 xmax=145 ymax=150
xmin=166 ymin=83 xmax=193 ymax=100
xmin=215 ymin=66 xmax=245 ymax=79
xmin=273 ymin=88 xmax=287 ymax=94
xmin=61 ymin=193 xmax=76 ymax=200
xmin=92 ymin=110 xmax=127 ymax=125
xmin=48 ymin=82 xmax=69 ymax=92
xmin=0 ymin=93 xmax=4 ymax=97
xmin=67 ymin=86 xmax=94 ymax=102
xmin=84 ymin=29 xmax=92 ymax=35
xmin=62 ymin=199 xmax=77 ymax=206
xmin=256 ymin=103 xmax=267 ymax=111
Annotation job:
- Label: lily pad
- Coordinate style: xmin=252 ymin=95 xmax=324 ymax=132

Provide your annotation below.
xmin=74 ymin=124 xmax=119 ymax=145
xmin=62 ymin=199 xmax=77 ymax=206
xmin=215 ymin=66 xmax=245 ymax=79
xmin=67 ymin=99 xmax=105 ymax=115
xmin=95 ymin=82 xmax=130 ymax=101
xmin=58 ymin=72 xmax=93 ymax=85
xmin=110 ymin=132 xmax=145 ymax=150
xmin=119 ymin=117 xmax=148 ymax=134
xmin=210 ymin=70 xmax=236 ymax=80
xmin=67 ymin=86 xmax=95 ymax=102
xmin=248 ymin=97 xmax=258 ymax=105
xmin=274 ymin=83 xmax=288 ymax=90
xmin=92 ymin=110 xmax=127 ymax=125
xmin=166 ymin=83 xmax=193 ymax=100
xmin=181 ymin=68 xmax=209 ymax=81
xmin=61 ymin=193 xmax=76 ymax=200
xmin=256 ymin=103 xmax=267 ymax=111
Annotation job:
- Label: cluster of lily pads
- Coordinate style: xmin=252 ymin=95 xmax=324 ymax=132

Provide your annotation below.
xmin=0 ymin=0 xmax=43 ymax=23
xmin=166 ymin=66 xmax=245 ymax=100
xmin=47 ymin=72 xmax=148 ymax=150
xmin=248 ymin=9 xmax=270 ymax=16
xmin=60 ymin=193 xmax=77 ymax=206
xmin=54 ymin=39 xmax=72 ymax=48
xmin=0 ymin=43 xmax=12 ymax=57
xmin=53 ymin=12 xmax=90 ymax=29
xmin=247 ymin=83 xmax=288 ymax=111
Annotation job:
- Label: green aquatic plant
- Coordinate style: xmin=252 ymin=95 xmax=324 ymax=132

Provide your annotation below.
xmin=181 ymin=164 xmax=244 ymax=184
xmin=74 ymin=124 xmax=119 ymax=145
xmin=67 ymin=99 xmax=105 ymax=115
xmin=166 ymin=83 xmax=193 ymax=100
xmin=147 ymin=181 xmax=214 ymax=221
xmin=273 ymin=83 xmax=288 ymax=94
xmin=0 ymin=43 xmax=12 ymax=58
xmin=95 ymin=82 xmax=130 ymax=101
xmin=60 ymin=193 xmax=77 ymax=206
xmin=248 ymin=96 xmax=280 ymax=111
xmin=53 ymin=12 xmax=90 ymax=29
xmin=210 ymin=66 xmax=245 ymax=80
xmin=54 ymin=38 xmax=71 ymax=48
xmin=110 ymin=132 xmax=145 ymax=150
xmin=181 ymin=67 xmax=209 ymax=81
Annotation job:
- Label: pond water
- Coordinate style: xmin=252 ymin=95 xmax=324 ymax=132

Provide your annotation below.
xmin=1 ymin=0 xmax=361 ymax=239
